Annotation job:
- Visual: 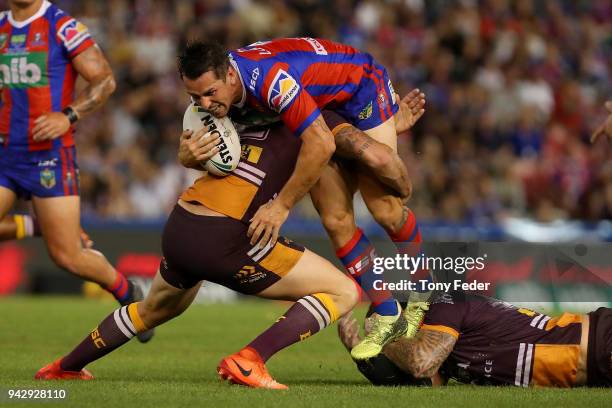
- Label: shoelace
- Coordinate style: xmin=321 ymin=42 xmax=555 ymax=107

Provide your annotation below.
xmin=363 ymin=316 xmax=395 ymax=343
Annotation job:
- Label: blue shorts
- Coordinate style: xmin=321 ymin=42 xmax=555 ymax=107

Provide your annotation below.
xmin=0 ymin=146 xmax=80 ymax=199
xmin=337 ymin=63 xmax=399 ymax=131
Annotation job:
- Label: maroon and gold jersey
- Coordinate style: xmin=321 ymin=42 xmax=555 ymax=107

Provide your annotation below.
xmin=180 ymin=123 xmax=301 ymax=223
xmin=423 ymin=292 xmax=583 ymax=387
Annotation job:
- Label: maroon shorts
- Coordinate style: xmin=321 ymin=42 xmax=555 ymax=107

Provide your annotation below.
xmin=159 ymin=204 xmax=305 ymax=294
xmin=587 ymin=307 xmax=612 ymax=387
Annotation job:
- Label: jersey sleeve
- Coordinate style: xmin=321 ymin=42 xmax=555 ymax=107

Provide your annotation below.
xmin=55 ymin=15 xmax=95 ymax=59
xmin=261 ymin=63 xmax=320 ymax=136
xmin=422 ymin=296 xmax=467 ymax=339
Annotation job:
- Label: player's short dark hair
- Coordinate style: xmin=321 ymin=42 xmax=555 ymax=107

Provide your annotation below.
xmin=354 ymin=354 xmax=432 ymax=386
xmin=177 ymin=41 xmax=229 ymax=80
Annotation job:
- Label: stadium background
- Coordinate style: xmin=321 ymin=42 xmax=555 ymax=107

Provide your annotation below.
xmin=0 ymin=2 xmax=610 ymax=404
xmin=0 ymin=0 xmax=610 ymax=307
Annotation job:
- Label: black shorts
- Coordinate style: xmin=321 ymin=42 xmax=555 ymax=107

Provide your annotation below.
xmin=160 ymin=204 xmax=305 ymax=294
xmin=587 ymin=307 xmax=612 ymax=387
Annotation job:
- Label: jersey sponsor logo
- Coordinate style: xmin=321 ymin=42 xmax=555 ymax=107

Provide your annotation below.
xmin=90 ymin=328 xmax=107 ymax=349
xmin=200 ymin=114 xmax=234 ymax=165
xmin=249 ymin=67 xmax=259 ymax=92
xmin=267 ymin=69 xmax=300 ymax=112
xmin=0 ymin=52 xmax=48 ymax=88
xmin=303 ymin=37 xmax=327 ymax=55
xmin=300 ymin=330 xmax=312 ymax=341
xmin=39 ymin=168 xmax=56 ymax=189
xmin=57 ymin=18 xmax=90 ymax=52
xmin=358 ymin=101 xmax=373 ymax=120
xmin=234 ymin=265 xmax=266 ymax=284
xmin=37 ymin=158 xmax=58 ymax=167
xmin=0 ymin=33 xmax=7 ymax=49
xmin=241 ymin=144 xmax=263 ymax=164
xmin=10 ymin=34 xmax=26 ymax=45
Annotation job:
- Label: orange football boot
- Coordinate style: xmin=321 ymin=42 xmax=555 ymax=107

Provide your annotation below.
xmin=34 ymin=359 xmax=94 ymax=380
xmin=217 ymin=347 xmax=287 ymax=390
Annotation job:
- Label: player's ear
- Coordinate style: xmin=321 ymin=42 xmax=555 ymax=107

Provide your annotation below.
xmin=227 ymin=66 xmax=236 ymax=85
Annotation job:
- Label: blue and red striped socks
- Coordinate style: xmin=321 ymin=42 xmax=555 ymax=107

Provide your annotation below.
xmin=336 ymin=229 xmax=398 ymax=316
xmin=387 ymin=207 xmax=431 ymax=295
xmin=104 ymin=273 xmax=130 ymax=303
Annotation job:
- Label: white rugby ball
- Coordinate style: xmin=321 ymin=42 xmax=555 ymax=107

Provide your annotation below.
xmin=182 ymin=103 xmax=241 ymax=176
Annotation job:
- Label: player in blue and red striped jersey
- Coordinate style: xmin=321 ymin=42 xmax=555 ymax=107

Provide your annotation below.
xmin=178 ymin=38 xmax=425 ymax=359
xmin=0 ymin=0 xmax=152 ymax=342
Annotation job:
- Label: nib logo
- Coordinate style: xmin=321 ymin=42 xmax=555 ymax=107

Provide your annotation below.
xmin=0 ymin=53 xmax=47 ymax=88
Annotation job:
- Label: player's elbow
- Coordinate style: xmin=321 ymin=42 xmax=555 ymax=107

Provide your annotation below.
xmin=409 ymin=363 xmax=438 ymax=379
xmin=105 ymin=74 xmax=117 ymax=96
xmin=320 ymin=135 xmax=336 ymax=160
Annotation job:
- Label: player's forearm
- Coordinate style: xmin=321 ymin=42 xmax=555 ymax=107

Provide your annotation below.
xmin=383 ymin=331 xmax=455 ymax=379
xmin=276 ymin=116 xmax=336 ymax=209
xmin=277 ymin=136 xmax=335 ymax=209
xmin=70 ymin=74 xmax=116 ymax=119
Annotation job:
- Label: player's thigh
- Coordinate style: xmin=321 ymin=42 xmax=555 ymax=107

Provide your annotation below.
xmin=139 ymin=271 xmax=202 ymax=326
xmin=363 ymin=116 xmax=397 ymax=152
xmin=310 ymin=161 xmax=358 ymax=247
xmin=32 ymin=195 xmax=81 ymax=247
xmin=257 ymin=248 xmax=355 ymax=302
xmin=0 ymin=186 xmax=17 ymax=218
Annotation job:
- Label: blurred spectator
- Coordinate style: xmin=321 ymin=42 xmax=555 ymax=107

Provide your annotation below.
xmin=19 ymin=0 xmax=609 ymax=224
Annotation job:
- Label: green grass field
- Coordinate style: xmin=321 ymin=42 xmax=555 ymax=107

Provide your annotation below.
xmin=0 ymin=296 xmax=610 ymax=407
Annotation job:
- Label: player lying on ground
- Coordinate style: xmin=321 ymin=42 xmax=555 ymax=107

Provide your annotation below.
xmin=179 ymin=39 xmax=428 ymax=359
xmin=34 ymin=115 xmax=391 ymax=389
xmin=338 ymin=291 xmax=611 ymax=387
xmin=0 ymin=0 xmax=152 ymax=342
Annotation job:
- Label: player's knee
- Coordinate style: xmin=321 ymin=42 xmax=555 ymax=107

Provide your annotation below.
xmin=48 ymin=247 xmax=79 ymax=273
xmin=320 ymin=209 xmax=355 ymax=241
xmin=334 ymin=277 xmax=359 ymax=316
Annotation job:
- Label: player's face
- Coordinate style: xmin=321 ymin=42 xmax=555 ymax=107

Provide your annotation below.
xmin=9 ymin=0 xmax=40 ymax=8
xmin=183 ymin=69 xmax=236 ymax=118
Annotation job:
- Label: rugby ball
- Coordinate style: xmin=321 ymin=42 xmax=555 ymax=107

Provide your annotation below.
xmin=182 ymin=103 xmax=241 ymax=176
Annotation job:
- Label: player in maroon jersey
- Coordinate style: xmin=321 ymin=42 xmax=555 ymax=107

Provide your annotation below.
xmin=178 ymin=39 xmax=429 ymax=359
xmin=0 ymin=0 xmax=152 ymax=341
xmin=339 ymin=292 xmax=611 ymax=387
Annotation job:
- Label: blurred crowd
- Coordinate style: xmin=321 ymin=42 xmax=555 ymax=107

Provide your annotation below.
xmin=38 ymin=0 xmax=611 ymax=223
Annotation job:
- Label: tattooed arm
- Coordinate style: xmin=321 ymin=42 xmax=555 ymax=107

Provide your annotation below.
xmin=248 ymin=113 xmax=335 ymax=247
xmin=334 ymin=125 xmax=412 ymax=199
xmin=70 ymin=45 xmax=116 ymax=118
xmin=32 ymin=45 xmax=115 ymax=141
xmin=383 ymin=329 xmax=457 ymax=379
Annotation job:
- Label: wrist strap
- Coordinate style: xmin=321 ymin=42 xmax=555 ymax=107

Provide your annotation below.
xmin=62 ymin=106 xmax=79 ymax=124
